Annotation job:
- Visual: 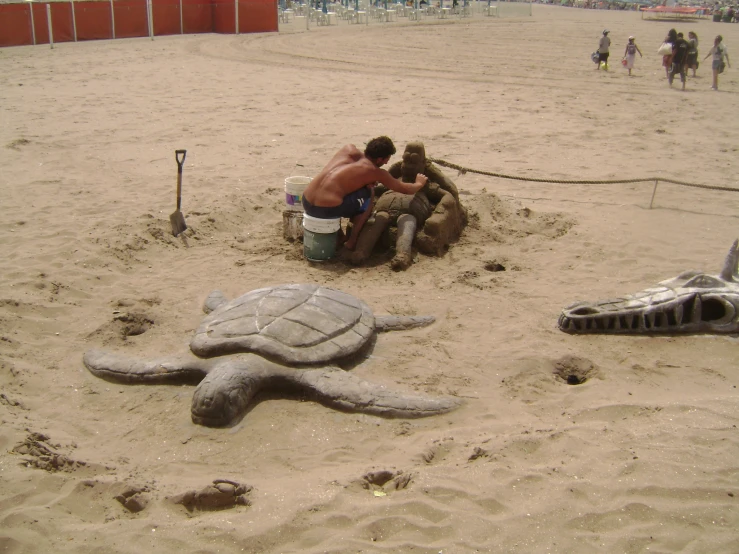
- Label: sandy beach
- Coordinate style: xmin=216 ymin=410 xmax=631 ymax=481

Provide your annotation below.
xmin=1 ymin=5 xmax=739 ymax=552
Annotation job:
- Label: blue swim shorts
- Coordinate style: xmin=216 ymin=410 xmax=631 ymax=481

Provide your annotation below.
xmin=302 ymin=187 xmax=371 ymax=219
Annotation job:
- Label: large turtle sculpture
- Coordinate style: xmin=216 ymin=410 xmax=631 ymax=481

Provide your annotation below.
xmin=84 ymin=284 xmax=460 ymax=427
xmin=558 ymin=239 xmax=739 ymax=334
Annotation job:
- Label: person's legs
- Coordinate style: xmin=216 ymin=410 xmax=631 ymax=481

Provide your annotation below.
xmin=712 ymin=68 xmax=719 ymax=89
xmin=344 ymin=198 xmax=373 ymax=251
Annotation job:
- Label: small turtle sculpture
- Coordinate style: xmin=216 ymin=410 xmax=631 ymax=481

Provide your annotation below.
xmin=84 ymin=284 xmax=460 ymax=427
xmin=559 ymin=239 xmax=739 ymax=334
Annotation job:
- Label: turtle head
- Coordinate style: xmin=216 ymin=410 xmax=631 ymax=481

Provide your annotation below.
xmin=191 ymin=365 xmax=253 ymax=427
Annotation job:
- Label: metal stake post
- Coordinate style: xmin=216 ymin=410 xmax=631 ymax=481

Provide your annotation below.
xmin=46 ymin=4 xmax=54 ymax=48
xmin=71 ymin=0 xmax=77 ymax=41
xmin=27 ymin=0 xmax=36 ymax=46
xmin=110 ymin=0 xmax=115 ymax=39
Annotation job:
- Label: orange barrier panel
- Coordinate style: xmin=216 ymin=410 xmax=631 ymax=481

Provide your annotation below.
xmin=0 ymin=0 xmax=276 ymax=48
xmin=238 ymin=0 xmax=277 ymax=33
xmin=74 ymin=1 xmax=114 ymax=41
xmin=152 ymin=0 xmax=184 ymax=36
xmin=31 ymin=3 xmax=50 ymax=44
xmin=182 ymin=0 xmax=214 ymax=33
xmin=50 ymin=3 xmax=75 ymax=43
xmin=213 ymin=0 xmax=235 ymax=33
xmin=0 ymin=4 xmax=33 ymax=46
xmin=115 ymin=0 xmax=149 ymax=38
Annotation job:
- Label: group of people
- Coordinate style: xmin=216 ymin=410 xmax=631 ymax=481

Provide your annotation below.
xmin=596 ymin=28 xmax=731 ymax=91
xmin=661 ymin=29 xmax=731 ymax=90
xmin=595 ymin=29 xmax=644 ymax=75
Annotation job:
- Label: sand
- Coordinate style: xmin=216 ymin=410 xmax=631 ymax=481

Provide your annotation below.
xmin=2 ymin=5 xmax=739 ymax=553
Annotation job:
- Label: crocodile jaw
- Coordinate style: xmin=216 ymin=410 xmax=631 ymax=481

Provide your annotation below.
xmin=558 ymin=286 xmax=739 ymax=335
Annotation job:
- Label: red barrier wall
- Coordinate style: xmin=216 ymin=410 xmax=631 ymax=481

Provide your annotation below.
xmin=50 ymin=3 xmax=75 ymax=42
xmin=74 ymin=2 xmax=114 ymax=41
xmin=0 ymin=0 xmax=276 ymax=47
xmin=0 ymin=4 xmax=33 ymax=46
xmin=31 ymin=3 xmax=50 ymax=44
xmin=114 ymin=0 xmax=149 ymax=38
xmin=239 ymin=0 xmax=276 ymax=32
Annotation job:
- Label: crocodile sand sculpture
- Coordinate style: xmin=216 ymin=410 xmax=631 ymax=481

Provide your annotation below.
xmin=559 ymin=240 xmax=739 ymax=334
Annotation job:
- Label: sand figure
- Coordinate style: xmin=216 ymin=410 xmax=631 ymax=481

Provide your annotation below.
xmin=349 ymin=141 xmax=467 ymax=270
xmin=559 ymin=240 xmax=739 ymax=334
xmin=84 ymin=284 xmax=460 ymax=427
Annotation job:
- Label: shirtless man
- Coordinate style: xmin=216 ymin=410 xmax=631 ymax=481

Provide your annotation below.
xmin=302 ymin=136 xmax=428 ymax=250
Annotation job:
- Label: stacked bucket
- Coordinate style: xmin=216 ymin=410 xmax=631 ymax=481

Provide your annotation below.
xmin=284 ymin=176 xmax=340 ymax=262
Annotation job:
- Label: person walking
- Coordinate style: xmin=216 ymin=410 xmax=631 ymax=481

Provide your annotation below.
xmin=597 ymin=29 xmax=611 ymax=71
xmin=704 ymin=35 xmax=731 ymax=91
xmin=661 ymin=28 xmax=677 ymax=79
xmin=669 ymin=32 xmax=690 ymax=90
xmin=622 ymin=36 xmax=642 ymax=76
xmin=686 ymin=31 xmax=699 ymax=78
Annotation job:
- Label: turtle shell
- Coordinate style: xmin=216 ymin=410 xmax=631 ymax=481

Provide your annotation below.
xmin=190 ymin=284 xmax=376 ymax=365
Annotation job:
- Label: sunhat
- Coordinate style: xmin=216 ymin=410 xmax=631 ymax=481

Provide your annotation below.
xmin=603 ymin=29 xmax=609 ymax=34
xmin=629 ymin=36 xmax=634 ymax=40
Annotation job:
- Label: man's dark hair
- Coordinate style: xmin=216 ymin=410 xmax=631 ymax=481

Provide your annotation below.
xmin=364 ymin=136 xmax=396 ymax=160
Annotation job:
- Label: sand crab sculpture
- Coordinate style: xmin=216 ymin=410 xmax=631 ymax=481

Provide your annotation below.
xmin=84 ymin=284 xmax=460 ymax=427
xmin=559 ymin=240 xmax=739 ymax=334
xmin=349 ymin=141 xmax=467 ymax=271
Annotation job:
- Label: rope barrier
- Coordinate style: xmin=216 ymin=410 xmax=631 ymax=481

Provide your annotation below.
xmin=428 ymin=158 xmax=739 ymax=208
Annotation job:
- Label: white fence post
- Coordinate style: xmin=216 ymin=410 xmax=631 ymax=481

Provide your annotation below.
xmin=147 ymin=0 xmax=154 ymax=39
xmin=235 ymin=0 xmax=239 ymax=33
xmin=110 ymin=0 xmax=115 ymax=38
xmin=71 ymin=0 xmax=77 ymax=41
xmin=46 ymin=3 xmax=54 ymax=48
xmin=179 ymin=0 xmax=183 ymax=34
xmin=27 ymin=0 xmax=37 ymax=45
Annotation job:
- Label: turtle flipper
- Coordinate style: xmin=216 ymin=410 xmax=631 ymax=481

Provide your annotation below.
xmin=189 ymin=356 xmax=461 ymax=427
xmin=295 ymin=367 xmax=461 ymax=418
xmin=374 ymin=315 xmax=435 ymax=332
xmin=83 ymin=349 xmax=210 ymax=384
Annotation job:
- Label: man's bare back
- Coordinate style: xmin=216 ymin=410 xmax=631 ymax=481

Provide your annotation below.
xmin=301 ymin=137 xmax=428 ymax=251
xmin=304 ymin=144 xmax=426 ymax=207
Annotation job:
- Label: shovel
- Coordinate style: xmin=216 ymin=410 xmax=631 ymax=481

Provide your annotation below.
xmin=170 ymin=149 xmax=187 ymax=237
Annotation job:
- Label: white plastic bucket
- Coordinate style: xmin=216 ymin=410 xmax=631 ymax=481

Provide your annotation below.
xmin=302 ymin=214 xmax=341 ymax=261
xmin=284 ymin=176 xmax=311 ymax=212
xmin=302 ymin=213 xmax=341 ymax=233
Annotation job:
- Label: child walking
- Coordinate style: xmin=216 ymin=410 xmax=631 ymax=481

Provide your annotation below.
xmin=623 ymin=36 xmax=642 ymax=76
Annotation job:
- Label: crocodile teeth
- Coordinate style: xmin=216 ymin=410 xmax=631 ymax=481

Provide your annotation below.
xmin=646 ymin=312 xmax=656 ymax=328
xmin=691 ymin=296 xmax=702 ymax=324
xmin=674 ymin=303 xmax=683 ymax=326
xmin=625 ymin=314 xmax=635 ymax=329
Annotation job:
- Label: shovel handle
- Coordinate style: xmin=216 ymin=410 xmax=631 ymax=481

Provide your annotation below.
xmin=175 ymin=149 xmax=187 ymax=171
xmin=175 ymin=150 xmax=186 ymax=210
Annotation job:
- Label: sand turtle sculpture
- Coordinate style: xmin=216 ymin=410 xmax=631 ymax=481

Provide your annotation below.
xmin=349 ymin=141 xmax=467 ymax=270
xmin=84 ymin=284 xmax=460 ymax=427
xmin=558 ymin=240 xmax=739 ymax=334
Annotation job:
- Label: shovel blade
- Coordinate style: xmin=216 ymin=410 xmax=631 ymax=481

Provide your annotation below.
xmin=170 ymin=210 xmax=187 ymax=237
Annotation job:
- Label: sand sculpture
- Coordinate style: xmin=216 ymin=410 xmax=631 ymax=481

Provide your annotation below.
xmin=84 ymin=284 xmax=460 ymax=427
xmin=559 ymin=240 xmax=739 ymax=334
xmin=349 ymin=141 xmax=467 ymax=270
